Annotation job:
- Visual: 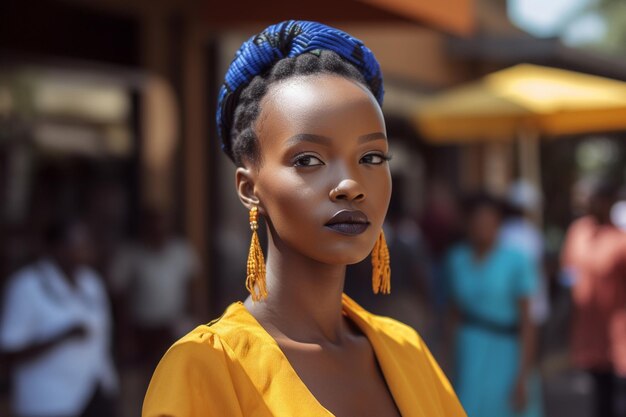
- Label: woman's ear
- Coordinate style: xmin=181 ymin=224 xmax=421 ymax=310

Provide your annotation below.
xmin=235 ymin=166 xmax=260 ymax=211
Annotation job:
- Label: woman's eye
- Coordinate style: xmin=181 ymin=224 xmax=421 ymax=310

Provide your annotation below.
xmin=360 ymin=153 xmax=389 ymax=165
xmin=294 ymin=155 xmax=324 ymax=167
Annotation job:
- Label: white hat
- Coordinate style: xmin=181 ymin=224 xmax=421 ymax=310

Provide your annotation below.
xmin=507 ymin=180 xmax=541 ymax=211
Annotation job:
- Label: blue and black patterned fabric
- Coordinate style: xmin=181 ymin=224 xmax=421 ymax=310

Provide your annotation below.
xmin=216 ymin=20 xmax=384 ymax=158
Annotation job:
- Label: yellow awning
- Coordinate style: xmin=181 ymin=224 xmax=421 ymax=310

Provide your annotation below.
xmin=416 ymin=64 xmax=626 ymax=142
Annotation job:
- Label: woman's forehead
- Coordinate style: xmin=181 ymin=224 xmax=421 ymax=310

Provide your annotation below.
xmin=263 ymin=74 xmax=378 ymax=113
xmin=257 ymin=74 xmax=385 ymax=143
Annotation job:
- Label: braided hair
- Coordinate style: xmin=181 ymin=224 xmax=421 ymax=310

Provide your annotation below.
xmin=216 ymin=21 xmax=384 ymax=167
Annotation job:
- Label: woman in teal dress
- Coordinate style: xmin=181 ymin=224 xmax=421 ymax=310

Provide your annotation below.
xmin=445 ymin=193 xmax=543 ymax=417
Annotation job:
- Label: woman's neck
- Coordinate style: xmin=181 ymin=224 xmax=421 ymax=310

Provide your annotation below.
xmin=472 ymin=239 xmax=496 ymax=260
xmin=244 ymin=231 xmax=350 ymax=345
xmin=50 ymin=255 xmax=79 ymax=288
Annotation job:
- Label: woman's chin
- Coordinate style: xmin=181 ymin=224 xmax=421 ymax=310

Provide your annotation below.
xmin=316 ymin=238 xmax=376 ymax=265
xmin=312 ymin=248 xmax=371 ymax=266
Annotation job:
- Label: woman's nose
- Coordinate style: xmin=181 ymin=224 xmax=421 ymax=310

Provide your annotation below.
xmin=329 ymin=179 xmax=366 ymax=202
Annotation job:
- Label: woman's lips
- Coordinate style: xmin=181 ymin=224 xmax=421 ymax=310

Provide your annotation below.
xmin=325 ymin=210 xmax=370 ymax=236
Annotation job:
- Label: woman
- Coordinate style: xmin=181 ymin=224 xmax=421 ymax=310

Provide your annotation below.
xmin=143 ymin=21 xmax=465 ymax=417
xmin=444 ymin=193 xmax=542 ymax=417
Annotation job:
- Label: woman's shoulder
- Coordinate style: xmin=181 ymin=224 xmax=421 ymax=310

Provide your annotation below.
xmin=4 ymin=264 xmax=41 ymax=296
xmin=367 ymin=308 xmax=416 ymax=333
xmin=143 ymin=307 xmax=254 ymax=417
xmin=439 ymin=244 xmax=470 ymax=275
xmin=170 ymin=323 xmax=222 ymax=347
xmin=164 ymin=302 xmax=255 ymax=358
xmin=366 ymin=310 xmax=431 ymax=354
xmin=343 ymin=295 xmax=426 ymax=350
xmin=445 ymin=242 xmax=470 ymax=261
xmin=152 ymin=325 xmax=230 ymax=380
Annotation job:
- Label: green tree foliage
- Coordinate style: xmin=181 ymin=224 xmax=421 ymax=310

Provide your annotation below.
xmin=572 ymin=0 xmax=626 ymax=54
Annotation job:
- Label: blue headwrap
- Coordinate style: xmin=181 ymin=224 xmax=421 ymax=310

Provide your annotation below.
xmin=216 ymin=20 xmax=384 ymax=159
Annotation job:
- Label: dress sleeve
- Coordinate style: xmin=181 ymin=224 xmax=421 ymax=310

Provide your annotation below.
xmin=515 ymin=251 xmax=538 ymax=299
xmin=142 ymin=330 xmax=244 ymax=417
xmin=0 ymin=274 xmax=38 ymax=351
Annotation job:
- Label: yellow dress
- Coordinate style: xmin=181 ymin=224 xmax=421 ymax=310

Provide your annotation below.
xmin=143 ymin=293 xmax=466 ymax=417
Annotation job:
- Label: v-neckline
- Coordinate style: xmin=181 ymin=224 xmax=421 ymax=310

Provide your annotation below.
xmin=468 ymin=243 xmax=500 ymax=270
xmin=231 ymin=293 xmax=405 ymax=417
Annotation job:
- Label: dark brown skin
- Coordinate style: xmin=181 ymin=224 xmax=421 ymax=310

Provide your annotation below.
xmin=237 ymin=74 xmax=399 ymax=417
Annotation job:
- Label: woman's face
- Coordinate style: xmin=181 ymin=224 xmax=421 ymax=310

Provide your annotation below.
xmin=467 ymin=204 xmax=501 ymax=248
xmin=238 ymin=74 xmax=391 ymax=265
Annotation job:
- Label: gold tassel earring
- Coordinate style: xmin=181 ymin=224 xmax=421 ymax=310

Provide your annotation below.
xmin=371 ymin=230 xmax=391 ymax=294
xmin=246 ymin=206 xmax=268 ymax=301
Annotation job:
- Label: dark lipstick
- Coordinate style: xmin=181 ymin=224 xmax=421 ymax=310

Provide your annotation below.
xmin=325 ymin=210 xmax=370 ymax=236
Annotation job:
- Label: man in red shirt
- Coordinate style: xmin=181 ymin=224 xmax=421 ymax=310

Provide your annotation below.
xmin=561 ymin=180 xmax=626 ymax=417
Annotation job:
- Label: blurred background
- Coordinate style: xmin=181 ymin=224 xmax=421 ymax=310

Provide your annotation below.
xmin=1 ymin=0 xmax=626 ymax=416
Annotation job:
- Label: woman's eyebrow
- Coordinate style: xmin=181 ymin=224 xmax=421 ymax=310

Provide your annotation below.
xmin=358 ymin=132 xmax=387 ymax=143
xmin=286 ymin=132 xmax=387 ymax=146
xmin=285 ymin=133 xmax=332 ymax=146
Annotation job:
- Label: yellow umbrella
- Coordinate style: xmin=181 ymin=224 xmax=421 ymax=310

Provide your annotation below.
xmin=416 ymin=64 xmax=626 ymax=142
xmin=415 ymin=64 xmax=626 ymax=224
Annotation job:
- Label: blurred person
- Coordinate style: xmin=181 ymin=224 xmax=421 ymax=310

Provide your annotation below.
xmin=0 ymin=217 xmax=118 ymax=417
xmin=445 ymin=192 xmax=542 ymax=417
xmin=500 ymin=180 xmax=550 ymax=325
xmin=561 ymin=179 xmax=626 ymax=417
xmin=109 ymin=206 xmax=200 ymax=370
xmin=143 ymin=21 xmax=466 ymax=417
